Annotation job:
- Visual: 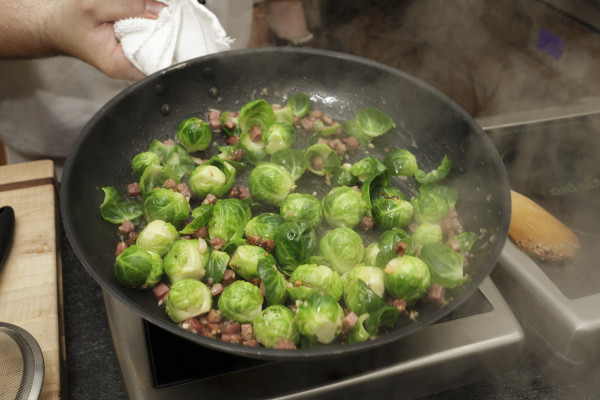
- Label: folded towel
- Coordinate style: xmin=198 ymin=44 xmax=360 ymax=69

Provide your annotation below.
xmin=114 ymin=0 xmax=232 ymax=76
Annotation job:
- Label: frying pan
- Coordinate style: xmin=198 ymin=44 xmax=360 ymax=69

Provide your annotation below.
xmin=60 ymin=48 xmax=511 ymax=360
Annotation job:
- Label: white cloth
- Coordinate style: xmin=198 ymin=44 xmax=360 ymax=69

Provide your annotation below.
xmin=114 ymin=0 xmax=233 ymax=76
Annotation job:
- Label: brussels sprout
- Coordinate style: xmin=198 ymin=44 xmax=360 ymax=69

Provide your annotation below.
xmin=411 ymin=222 xmax=443 ymax=247
xmin=348 ymin=303 xmax=399 ymax=343
xmin=355 ymin=107 xmax=394 ymax=138
xmin=331 ymin=164 xmax=358 ymax=187
xmin=319 ymin=227 xmax=365 ymax=275
xmin=244 ymin=212 xmax=286 ymax=240
xmin=207 ymin=198 xmax=252 ymax=243
xmin=383 ymin=255 xmax=431 ymax=302
xmin=177 ymin=117 xmax=212 ymax=152
xmin=248 ymin=163 xmax=296 ymax=206
xmin=239 ymin=130 xmax=268 ymax=165
xmin=257 ymin=259 xmax=289 ymax=306
xmin=375 ymin=228 xmax=417 ymax=269
xmin=163 ymin=239 xmax=209 ymax=283
xmin=114 ymin=245 xmax=163 ymax=289
xmin=280 ymin=193 xmax=323 ymax=227
xmin=350 ymin=157 xmax=388 ymax=182
xmin=263 ymin=123 xmax=297 ymax=155
xmin=363 ymin=242 xmax=380 ymax=267
xmin=342 ymin=120 xmax=372 ymax=145
xmin=415 ymin=155 xmax=452 ymax=184
xmin=321 ymin=186 xmax=368 ymax=229
xmin=420 ymin=243 xmax=466 ymax=288
xmin=253 ymin=305 xmax=300 ymax=348
xmin=410 ymin=191 xmax=450 ymax=224
xmin=238 ymin=99 xmax=275 ymax=133
xmin=163 ymin=144 xmax=196 ymax=180
xmin=220 ymin=111 xmax=240 ymax=136
xmin=229 ymin=244 xmax=276 ymax=281
xmin=139 ymin=163 xmax=180 ymax=195
xmin=343 ymin=278 xmax=386 ymax=316
xmin=132 ymin=151 xmax=161 ymax=180
xmin=305 ymin=142 xmax=341 ymax=176
xmin=296 ymin=292 xmax=344 ymax=345
xmin=342 ymin=265 xmax=385 ymax=298
xmin=217 ymin=144 xmax=247 ymax=171
xmin=270 ymin=149 xmax=308 ymax=181
xmin=179 ymin=203 xmax=213 ymax=235
xmin=136 ymin=219 xmax=180 ymax=256
xmin=148 ymin=139 xmax=175 ymax=162
xmin=273 ymin=106 xmax=295 ymax=125
xmin=359 ymin=168 xmax=392 ymax=211
xmin=422 ymin=184 xmax=459 ymax=210
xmin=286 ymin=92 xmax=311 ymax=118
xmin=142 ymin=188 xmax=190 ymax=228
xmin=274 ymin=221 xmax=317 ymax=274
xmin=288 ymin=264 xmax=344 ymax=302
xmin=347 ymin=313 xmax=371 ymax=344
xmin=205 ymin=250 xmax=230 ymax=283
xmin=165 ymin=279 xmax=212 ymax=323
xmin=188 ymin=158 xmax=236 ymax=199
xmin=218 ymin=281 xmax=264 ymax=323
xmin=100 ymin=187 xmax=142 ymax=225
xmin=371 ymin=197 xmax=414 ymax=229
xmin=384 ymin=149 xmax=418 ymax=177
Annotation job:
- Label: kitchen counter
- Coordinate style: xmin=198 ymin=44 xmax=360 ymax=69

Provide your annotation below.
xmin=61 ymin=224 xmax=600 ymax=400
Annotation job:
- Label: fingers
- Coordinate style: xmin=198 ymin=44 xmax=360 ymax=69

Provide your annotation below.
xmin=90 ymin=0 xmax=164 ymax=23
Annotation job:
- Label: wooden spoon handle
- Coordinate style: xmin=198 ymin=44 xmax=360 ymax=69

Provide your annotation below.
xmin=509 ymin=190 xmax=580 ymax=261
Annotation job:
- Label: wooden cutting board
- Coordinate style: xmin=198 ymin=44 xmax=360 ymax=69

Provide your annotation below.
xmin=0 ymin=160 xmax=64 ymax=399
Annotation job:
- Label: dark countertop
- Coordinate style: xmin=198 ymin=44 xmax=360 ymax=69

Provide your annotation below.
xmin=61 ymin=225 xmax=600 ymax=400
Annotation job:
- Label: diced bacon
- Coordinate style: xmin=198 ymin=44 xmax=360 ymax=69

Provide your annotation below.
xmin=192 ymin=226 xmax=208 ymax=239
xmin=246 ymin=235 xmax=263 ymax=246
xmin=342 ymin=136 xmax=359 ymax=152
xmin=428 ymin=284 xmax=446 ymax=305
xmin=209 ymin=236 xmax=226 ymax=250
xmin=361 ymin=216 xmax=374 ymax=231
xmin=224 ymin=120 xmax=236 ymax=131
xmin=390 ymin=299 xmax=407 ymax=313
xmin=248 ymin=125 xmax=263 ymax=142
xmin=259 ymin=238 xmax=275 ymax=253
xmin=275 ymin=340 xmax=297 ymax=349
xmin=230 ymin=185 xmax=252 ymax=200
xmin=300 ymin=118 xmax=315 ymax=130
xmin=322 ymin=113 xmax=333 ymax=125
xmin=207 ymin=309 xmax=223 ymax=323
xmin=312 ymin=156 xmax=324 ymax=171
xmin=202 ymin=193 xmax=218 ymax=205
xmin=118 ymin=221 xmax=136 ymax=235
xmin=395 ymin=241 xmax=408 ymax=256
xmin=328 ymin=139 xmax=347 ymax=155
xmin=259 ymin=281 xmax=266 ymax=298
xmin=226 ymin=135 xmax=239 ymax=145
xmin=243 ymin=339 xmax=260 ymax=347
xmin=152 ymin=282 xmax=170 ymax=305
xmin=175 ymin=183 xmax=192 ymax=199
xmin=241 ymin=324 xmax=254 ymax=341
xmin=210 ymin=283 xmax=224 ymax=296
xmin=182 ymin=317 xmax=203 ymax=333
xmin=208 ymin=110 xmax=221 ymax=130
xmin=222 ymin=269 xmax=236 ymax=285
xmin=343 ymin=311 xmax=359 ymax=329
xmin=127 ymin=182 xmax=141 ymax=197
xmin=230 ymin=149 xmax=246 ymax=161
xmin=115 ymin=241 xmax=127 ymax=256
xmin=164 ymin=178 xmax=177 ymax=188
xmin=221 ymin=334 xmax=242 ymax=343
xmin=309 ymin=110 xmax=324 ymax=119
xmin=448 ymin=237 xmax=461 ymax=252
xmin=220 ymin=321 xmax=241 ymax=335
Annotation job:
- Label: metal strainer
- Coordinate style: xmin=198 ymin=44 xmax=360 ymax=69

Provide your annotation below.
xmin=0 ymin=322 xmax=44 ymax=400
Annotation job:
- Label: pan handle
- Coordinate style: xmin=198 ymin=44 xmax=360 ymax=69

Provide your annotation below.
xmin=0 ymin=206 xmax=15 ymax=271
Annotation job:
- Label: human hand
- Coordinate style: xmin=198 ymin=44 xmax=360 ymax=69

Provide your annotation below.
xmin=0 ymin=0 xmax=164 ymax=81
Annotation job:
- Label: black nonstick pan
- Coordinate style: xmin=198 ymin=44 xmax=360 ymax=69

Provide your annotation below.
xmin=60 ymin=48 xmax=511 ymax=360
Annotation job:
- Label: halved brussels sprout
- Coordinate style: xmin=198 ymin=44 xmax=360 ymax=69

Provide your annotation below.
xmin=244 ymin=212 xmax=286 ymax=240
xmin=136 ymin=219 xmax=180 ymax=257
xmin=319 ymin=227 xmax=365 ymax=275
xmin=355 ymin=107 xmax=394 ymax=138
xmin=375 ymin=228 xmax=417 ymax=269
xmin=363 ymin=242 xmax=380 ymax=267
xmin=305 ymin=142 xmax=341 ymax=176
xmin=287 ymin=264 xmax=344 ymax=302
xmin=280 ymin=193 xmax=323 ymax=227
xmin=177 ymin=117 xmax=212 ymax=152
xmin=132 ymin=151 xmax=161 ymax=180
xmin=100 ymin=187 xmax=142 ymax=225
xmin=343 ymin=278 xmax=386 ymax=316
xmin=207 ymin=198 xmax=252 ymax=243
xmin=331 ymin=164 xmax=358 ymax=187
xmin=411 ymin=222 xmax=443 ymax=247
xmin=274 ymin=221 xmax=317 ymax=275
xmin=114 ymin=245 xmax=163 ymax=289
xmin=238 ymin=99 xmax=275 ymax=133
xmin=205 ymin=250 xmax=230 ymax=284
xmin=148 ymin=139 xmax=175 ymax=162
xmin=296 ymin=292 xmax=344 ymax=345
xmin=384 ymin=148 xmax=418 ymax=177
xmin=371 ymin=197 xmax=414 ymax=230
xmin=263 ymin=123 xmax=297 ymax=155
xmin=165 ymin=279 xmax=212 ymax=323
xmin=321 ymin=186 xmax=368 ymax=229
xmin=410 ymin=191 xmax=450 ymax=224
xmin=139 ymin=163 xmax=180 ymax=195
xmin=163 ymin=144 xmax=196 ymax=181
xmin=239 ymin=130 xmax=268 ymax=165
xmin=253 ymin=305 xmax=300 ymax=348
xmin=229 ymin=244 xmax=276 ymax=281
xmin=415 ymin=155 xmax=452 ymax=184
xmin=179 ymin=203 xmax=213 ymax=235
xmin=420 ymin=243 xmax=467 ymax=288
xmin=163 ymin=239 xmax=209 ymax=283
xmin=421 ymin=184 xmax=459 ymax=210
xmin=248 ymin=163 xmax=296 ymax=206
xmin=383 ymin=255 xmax=431 ymax=303
xmin=217 ymin=280 xmax=264 ymax=323
xmin=342 ymin=265 xmax=385 ymax=298
xmin=188 ymin=158 xmax=236 ymax=199
xmin=257 ymin=259 xmax=289 ymax=306
xmin=350 ymin=157 xmax=388 ymax=182
xmin=286 ymin=92 xmax=311 ymax=118
xmin=142 ymin=188 xmax=190 ymax=228
xmin=273 ymin=106 xmax=294 ymax=125
xmin=270 ymin=149 xmax=308 ymax=181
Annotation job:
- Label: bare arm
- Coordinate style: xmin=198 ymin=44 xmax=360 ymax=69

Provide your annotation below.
xmin=0 ymin=0 xmax=163 ymax=80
